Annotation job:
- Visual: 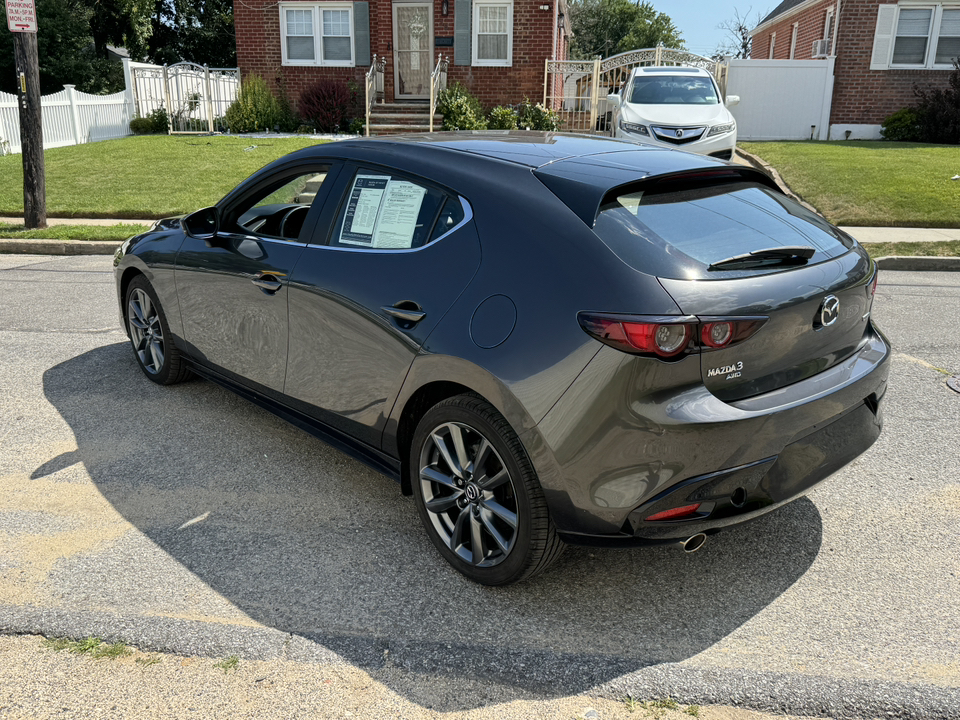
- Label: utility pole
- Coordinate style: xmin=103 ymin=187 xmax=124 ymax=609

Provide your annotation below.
xmin=7 ymin=0 xmax=46 ymax=229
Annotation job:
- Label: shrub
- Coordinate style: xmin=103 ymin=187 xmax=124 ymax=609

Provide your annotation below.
xmin=129 ymin=117 xmax=153 ymax=135
xmin=912 ymin=59 xmax=960 ymax=145
xmin=515 ymin=98 xmax=561 ymax=131
xmin=488 ymin=105 xmax=519 ymax=130
xmin=274 ymin=75 xmax=302 ymax=133
xmin=299 ymin=79 xmax=351 ymax=133
xmin=224 ymin=75 xmax=281 ymax=134
xmin=881 ymin=107 xmax=921 ymax=142
xmin=347 ymin=117 xmax=365 ymax=135
xmin=129 ymin=108 xmax=169 ymax=135
xmin=437 ymin=83 xmax=487 ymax=130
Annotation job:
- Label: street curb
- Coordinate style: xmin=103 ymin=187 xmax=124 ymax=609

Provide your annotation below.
xmin=735 ymin=147 xmax=821 ymax=214
xmin=875 ymin=255 xmax=960 ymax=271
xmin=2 ymin=606 xmax=959 ymax=720
xmin=0 ymin=239 xmax=118 ymax=255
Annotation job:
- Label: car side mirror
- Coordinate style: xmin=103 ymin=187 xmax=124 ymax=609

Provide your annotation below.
xmin=725 ymin=95 xmax=741 ymax=107
xmin=182 ymin=207 xmax=219 ymax=241
xmin=607 ymin=93 xmax=621 ymax=108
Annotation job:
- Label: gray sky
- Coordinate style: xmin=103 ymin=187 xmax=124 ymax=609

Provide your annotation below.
xmin=651 ymin=1 xmax=772 ymax=57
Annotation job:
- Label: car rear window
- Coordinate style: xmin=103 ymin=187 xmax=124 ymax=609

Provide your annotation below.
xmin=592 ymin=179 xmax=854 ymax=280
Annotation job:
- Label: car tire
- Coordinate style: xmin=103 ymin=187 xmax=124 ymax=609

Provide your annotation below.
xmin=411 ymin=394 xmax=564 ymax=585
xmin=125 ymin=276 xmax=191 ymax=385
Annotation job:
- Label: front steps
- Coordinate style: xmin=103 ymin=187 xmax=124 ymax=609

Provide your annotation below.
xmin=368 ymin=102 xmax=443 ymax=135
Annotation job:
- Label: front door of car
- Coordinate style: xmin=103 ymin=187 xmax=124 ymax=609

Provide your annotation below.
xmin=175 ymin=163 xmax=339 ymax=393
xmin=284 ymin=165 xmax=480 ymax=449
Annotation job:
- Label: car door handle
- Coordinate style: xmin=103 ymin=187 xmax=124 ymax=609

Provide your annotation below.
xmin=381 ymin=303 xmax=426 ymax=324
xmin=252 ymin=274 xmax=283 ymax=293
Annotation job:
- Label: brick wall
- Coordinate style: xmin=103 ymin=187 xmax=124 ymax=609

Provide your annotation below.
xmin=831 ymin=0 xmax=953 ymax=125
xmin=751 ymin=0 xmax=835 ymax=60
xmin=235 ymin=0 xmax=556 ymax=111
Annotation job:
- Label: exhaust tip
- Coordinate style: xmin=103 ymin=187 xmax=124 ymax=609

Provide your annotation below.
xmin=682 ymin=533 xmax=707 ymax=554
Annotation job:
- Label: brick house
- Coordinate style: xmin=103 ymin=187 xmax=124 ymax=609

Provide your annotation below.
xmin=234 ymin=0 xmax=570 ymax=112
xmin=749 ymin=0 xmax=959 ymax=138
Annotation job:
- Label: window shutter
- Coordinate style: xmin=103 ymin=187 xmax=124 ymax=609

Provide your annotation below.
xmin=354 ymin=2 xmax=371 ymax=66
xmin=870 ymin=4 xmax=898 ymax=70
xmin=455 ymin=0 xmax=472 ymax=66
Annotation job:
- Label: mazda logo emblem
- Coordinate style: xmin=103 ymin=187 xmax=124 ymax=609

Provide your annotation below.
xmin=675 ymin=129 xmax=684 ymax=138
xmin=820 ymin=295 xmax=840 ymax=327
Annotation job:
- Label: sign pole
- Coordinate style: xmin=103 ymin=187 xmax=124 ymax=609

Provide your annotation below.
xmin=8 ymin=0 xmax=45 ymax=229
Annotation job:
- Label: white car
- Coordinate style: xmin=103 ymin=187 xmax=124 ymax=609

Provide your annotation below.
xmin=607 ymin=66 xmax=740 ymax=160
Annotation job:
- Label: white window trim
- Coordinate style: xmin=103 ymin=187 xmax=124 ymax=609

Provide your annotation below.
xmin=472 ymin=0 xmax=513 ymax=67
xmin=769 ymin=31 xmax=776 ymax=59
xmin=790 ymin=22 xmax=799 ymax=58
xmin=824 ymin=6 xmax=836 ymax=54
xmin=280 ymin=2 xmax=355 ymax=68
xmin=887 ymin=2 xmax=960 ymax=69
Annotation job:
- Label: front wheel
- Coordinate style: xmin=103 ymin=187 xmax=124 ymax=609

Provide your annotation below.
xmin=125 ymin=276 xmax=191 ymax=385
xmin=410 ymin=394 xmax=564 ymax=585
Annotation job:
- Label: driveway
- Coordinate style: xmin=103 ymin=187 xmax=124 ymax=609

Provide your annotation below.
xmin=0 ymin=255 xmax=958 ymax=718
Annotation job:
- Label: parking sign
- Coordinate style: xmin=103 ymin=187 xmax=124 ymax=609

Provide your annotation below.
xmin=6 ymin=0 xmax=38 ymax=33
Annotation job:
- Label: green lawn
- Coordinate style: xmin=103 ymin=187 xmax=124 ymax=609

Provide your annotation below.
xmin=740 ymin=141 xmax=960 ymax=228
xmin=0 ymin=136 xmax=327 ymax=219
xmin=0 ymin=222 xmax=149 ymax=241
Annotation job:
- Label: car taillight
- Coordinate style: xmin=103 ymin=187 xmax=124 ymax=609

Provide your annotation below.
xmin=578 ymin=312 xmax=766 ymax=359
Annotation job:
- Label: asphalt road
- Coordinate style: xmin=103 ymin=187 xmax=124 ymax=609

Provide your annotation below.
xmin=1 ymin=256 xmax=958 ymax=719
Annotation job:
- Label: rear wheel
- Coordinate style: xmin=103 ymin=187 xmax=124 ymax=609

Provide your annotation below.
xmin=125 ymin=276 xmax=191 ymax=385
xmin=410 ymin=394 xmax=564 ymax=585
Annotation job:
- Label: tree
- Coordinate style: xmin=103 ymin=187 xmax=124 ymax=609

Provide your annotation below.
xmin=714 ymin=7 xmax=766 ymax=60
xmin=569 ymin=0 xmax=684 ymax=59
xmin=0 ymin=0 xmax=127 ymax=95
xmin=148 ymin=0 xmax=236 ymax=68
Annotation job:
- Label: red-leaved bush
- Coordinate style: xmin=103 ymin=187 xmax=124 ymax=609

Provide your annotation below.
xmin=298 ymin=80 xmax=350 ymax=133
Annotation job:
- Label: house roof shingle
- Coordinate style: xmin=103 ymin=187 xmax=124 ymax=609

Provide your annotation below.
xmin=759 ymin=0 xmax=810 ymax=26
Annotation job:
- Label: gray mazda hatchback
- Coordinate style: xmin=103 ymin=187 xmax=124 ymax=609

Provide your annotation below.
xmin=114 ymin=132 xmax=890 ymax=585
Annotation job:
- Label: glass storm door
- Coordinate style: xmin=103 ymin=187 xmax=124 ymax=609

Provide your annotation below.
xmin=393 ymin=3 xmax=433 ymax=98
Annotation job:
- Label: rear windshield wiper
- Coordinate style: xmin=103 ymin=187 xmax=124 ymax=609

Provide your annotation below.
xmin=707 ymin=246 xmax=816 ymax=271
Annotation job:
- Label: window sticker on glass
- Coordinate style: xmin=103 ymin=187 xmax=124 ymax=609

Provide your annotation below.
xmin=340 ymin=175 xmax=389 ymax=246
xmin=373 ymin=180 xmax=427 ymax=248
xmin=617 ymin=191 xmax=644 ymax=216
xmin=339 ymin=174 xmax=427 ymax=249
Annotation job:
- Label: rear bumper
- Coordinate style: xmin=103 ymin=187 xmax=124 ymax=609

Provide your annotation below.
xmin=529 ymin=325 xmax=891 ymax=544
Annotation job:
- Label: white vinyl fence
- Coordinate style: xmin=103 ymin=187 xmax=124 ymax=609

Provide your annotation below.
xmin=0 ymin=85 xmax=132 ymax=155
xmin=725 ymin=58 xmax=836 ymax=141
xmin=0 ymin=59 xmax=240 ymax=155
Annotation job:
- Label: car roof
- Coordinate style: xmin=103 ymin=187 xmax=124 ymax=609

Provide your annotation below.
xmin=278 ymin=131 xmax=778 ymax=226
xmin=328 ymin=131 xmax=690 ymax=170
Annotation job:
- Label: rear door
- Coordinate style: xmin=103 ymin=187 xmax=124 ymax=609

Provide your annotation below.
xmin=284 ymin=164 xmax=481 ymax=449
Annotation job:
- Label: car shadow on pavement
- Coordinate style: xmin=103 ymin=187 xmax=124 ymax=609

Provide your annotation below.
xmin=42 ymin=344 xmax=824 ymax=709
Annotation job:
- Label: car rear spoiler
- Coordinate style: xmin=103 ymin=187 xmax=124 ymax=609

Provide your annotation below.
xmin=534 ymin=156 xmax=781 ymax=228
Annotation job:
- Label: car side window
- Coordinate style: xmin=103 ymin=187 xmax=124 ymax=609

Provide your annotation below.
xmin=226 ymin=166 xmax=331 ymax=242
xmin=329 ymin=170 xmax=457 ymax=251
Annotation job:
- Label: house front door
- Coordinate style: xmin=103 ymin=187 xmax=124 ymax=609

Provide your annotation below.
xmin=393 ymin=2 xmax=433 ymax=99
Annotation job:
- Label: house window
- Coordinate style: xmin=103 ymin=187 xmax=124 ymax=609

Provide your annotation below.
xmin=889 ymin=3 xmax=960 ymax=68
xmin=769 ymin=31 xmax=776 ymax=59
xmin=280 ymin=3 xmax=355 ymax=66
xmin=936 ymin=8 xmax=960 ymax=64
xmin=473 ymin=0 xmax=513 ymax=66
xmin=790 ymin=23 xmax=798 ymax=58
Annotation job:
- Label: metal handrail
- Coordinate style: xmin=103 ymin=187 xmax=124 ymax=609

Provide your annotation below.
xmin=428 ymin=54 xmax=449 ymax=132
xmin=364 ymin=54 xmax=386 ymax=137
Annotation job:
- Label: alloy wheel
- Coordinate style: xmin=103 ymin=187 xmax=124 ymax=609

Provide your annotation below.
xmin=127 ymin=288 xmax=165 ymax=374
xmin=418 ymin=421 xmax=519 ymax=568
